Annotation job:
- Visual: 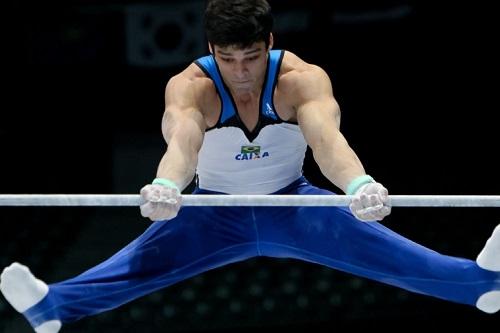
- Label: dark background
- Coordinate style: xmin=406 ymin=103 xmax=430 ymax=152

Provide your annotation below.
xmin=1 ymin=0 xmax=499 ymax=332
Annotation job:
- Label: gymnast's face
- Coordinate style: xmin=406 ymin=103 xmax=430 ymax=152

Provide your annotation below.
xmin=211 ymin=41 xmax=270 ymax=94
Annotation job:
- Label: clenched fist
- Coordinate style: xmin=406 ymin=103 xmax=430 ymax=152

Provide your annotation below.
xmin=348 ymin=180 xmax=391 ymax=222
xmin=140 ymin=181 xmax=182 ymax=221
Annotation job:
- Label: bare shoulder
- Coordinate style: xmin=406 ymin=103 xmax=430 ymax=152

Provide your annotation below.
xmin=275 ymin=51 xmax=338 ymax=122
xmin=278 ymin=51 xmax=333 ymax=101
xmin=279 ymin=51 xmax=318 ymax=75
xmin=165 ymin=63 xmax=218 ymax=111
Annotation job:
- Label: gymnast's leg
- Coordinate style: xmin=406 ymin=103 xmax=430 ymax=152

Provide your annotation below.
xmin=256 ymin=179 xmax=500 ymax=313
xmin=1 ymin=204 xmax=258 ymax=332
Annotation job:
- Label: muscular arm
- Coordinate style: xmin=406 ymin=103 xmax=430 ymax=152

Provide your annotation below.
xmin=295 ymin=66 xmax=366 ymax=193
xmin=155 ymin=74 xmax=206 ymax=191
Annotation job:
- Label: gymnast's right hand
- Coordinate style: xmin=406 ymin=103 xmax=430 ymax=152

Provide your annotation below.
xmin=140 ymin=178 xmax=182 ymax=221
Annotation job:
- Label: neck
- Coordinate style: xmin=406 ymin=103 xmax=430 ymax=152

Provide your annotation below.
xmin=229 ymin=76 xmax=265 ymax=102
xmin=232 ymin=90 xmax=259 ymax=103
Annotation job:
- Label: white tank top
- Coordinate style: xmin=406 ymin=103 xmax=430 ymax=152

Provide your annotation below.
xmin=194 ymin=50 xmax=307 ymax=194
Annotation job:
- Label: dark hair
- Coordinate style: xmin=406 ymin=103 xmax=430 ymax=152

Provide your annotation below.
xmin=204 ymin=0 xmax=273 ymax=49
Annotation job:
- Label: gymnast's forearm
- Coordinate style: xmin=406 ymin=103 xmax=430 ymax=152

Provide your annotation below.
xmin=313 ymin=131 xmax=366 ymax=193
xmin=156 ymin=137 xmax=200 ymax=191
xmin=155 ymin=106 xmax=205 ymax=191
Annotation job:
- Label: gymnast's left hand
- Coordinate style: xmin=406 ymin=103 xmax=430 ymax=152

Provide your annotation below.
xmin=349 ymin=182 xmax=391 ymax=222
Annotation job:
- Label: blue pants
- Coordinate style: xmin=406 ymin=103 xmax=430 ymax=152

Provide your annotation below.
xmin=24 ymin=177 xmax=500 ymax=327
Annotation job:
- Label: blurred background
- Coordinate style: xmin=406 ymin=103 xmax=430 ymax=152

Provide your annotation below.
xmin=1 ymin=0 xmax=499 ymax=331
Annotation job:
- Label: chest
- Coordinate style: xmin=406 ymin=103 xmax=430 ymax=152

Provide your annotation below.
xmin=235 ymin=99 xmax=260 ymax=132
xmin=204 ymin=89 xmax=296 ymax=130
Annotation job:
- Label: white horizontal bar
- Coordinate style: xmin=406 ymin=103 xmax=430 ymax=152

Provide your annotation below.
xmin=0 ymin=194 xmax=499 ymax=207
